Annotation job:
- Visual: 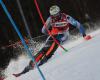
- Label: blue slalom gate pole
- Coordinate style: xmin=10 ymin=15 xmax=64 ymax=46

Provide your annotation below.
xmin=0 ymin=1 xmax=46 ymax=80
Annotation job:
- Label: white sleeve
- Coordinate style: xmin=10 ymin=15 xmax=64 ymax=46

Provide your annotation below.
xmin=42 ymin=17 xmax=51 ymax=34
xmin=66 ymin=15 xmax=86 ymax=36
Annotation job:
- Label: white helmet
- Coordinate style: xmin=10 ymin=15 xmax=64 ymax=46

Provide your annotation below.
xmin=49 ymin=5 xmax=60 ymax=16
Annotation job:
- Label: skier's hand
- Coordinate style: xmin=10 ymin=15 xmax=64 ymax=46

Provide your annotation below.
xmin=84 ymin=35 xmax=92 ymax=40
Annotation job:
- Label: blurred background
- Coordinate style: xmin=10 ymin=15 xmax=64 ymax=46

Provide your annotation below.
xmin=0 ymin=0 xmax=100 ymax=76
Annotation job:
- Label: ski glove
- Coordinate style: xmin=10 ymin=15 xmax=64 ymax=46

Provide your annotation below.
xmin=84 ymin=35 xmax=92 ymax=40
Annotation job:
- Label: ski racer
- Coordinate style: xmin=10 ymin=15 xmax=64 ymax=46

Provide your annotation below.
xmin=13 ymin=5 xmax=91 ymax=77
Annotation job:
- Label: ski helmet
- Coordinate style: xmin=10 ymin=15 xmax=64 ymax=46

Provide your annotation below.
xmin=49 ymin=5 xmax=60 ymax=16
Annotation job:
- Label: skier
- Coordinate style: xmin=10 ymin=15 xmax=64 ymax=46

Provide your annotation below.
xmin=13 ymin=5 xmax=91 ymax=77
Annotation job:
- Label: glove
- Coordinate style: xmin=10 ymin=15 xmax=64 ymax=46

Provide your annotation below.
xmin=84 ymin=35 xmax=92 ymax=40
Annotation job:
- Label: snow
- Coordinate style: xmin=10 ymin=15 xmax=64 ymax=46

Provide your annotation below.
xmin=4 ymin=29 xmax=100 ymax=80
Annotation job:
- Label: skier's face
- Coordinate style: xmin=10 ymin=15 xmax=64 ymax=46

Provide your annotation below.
xmin=51 ymin=13 xmax=61 ymax=20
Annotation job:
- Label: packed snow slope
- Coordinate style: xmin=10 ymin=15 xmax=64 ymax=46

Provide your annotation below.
xmin=5 ymin=29 xmax=100 ymax=80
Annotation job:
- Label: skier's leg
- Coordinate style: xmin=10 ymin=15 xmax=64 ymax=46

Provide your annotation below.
xmin=38 ymin=36 xmax=59 ymax=66
xmin=13 ymin=35 xmax=60 ymax=77
xmin=13 ymin=60 xmax=33 ymax=77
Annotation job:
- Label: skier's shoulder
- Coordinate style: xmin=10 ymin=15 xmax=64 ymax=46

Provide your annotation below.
xmin=61 ymin=13 xmax=67 ymax=15
xmin=46 ymin=16 xmax=52 ymax=22
xmin=61 ymin=13 xmax=68 ymax=16
xmin=61 ymin=13 xmax=71 ymax=19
